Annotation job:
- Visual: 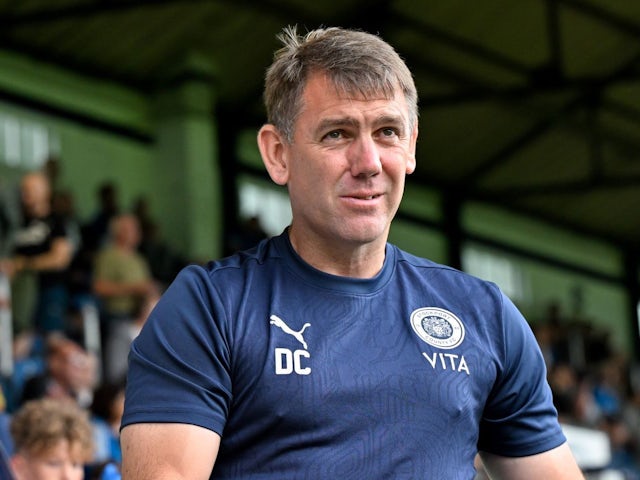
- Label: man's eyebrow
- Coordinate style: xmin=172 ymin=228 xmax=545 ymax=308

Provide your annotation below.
xmin=315 ymin=114 xmax=406 ymax=133
xmin=374 ymin=114 xmax=404 ymax=125
xmin=373 ymin=114 xmax=407 ymax=134
xmin=315 ymin=117 xmax=359 ymax=133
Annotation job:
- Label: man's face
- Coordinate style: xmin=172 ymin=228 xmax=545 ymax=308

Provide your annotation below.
xmin=20 ymin=174 xmax=50 ymax=217
xmin=116 ymin=216 xmax=141 ymax=248
xmin=282 ymin=73 xmax=417 ymax=252
xmin=11 ymin=440 xmax=85 ymax=480
xmin=49 ymin=341 xmax=96 ymax=394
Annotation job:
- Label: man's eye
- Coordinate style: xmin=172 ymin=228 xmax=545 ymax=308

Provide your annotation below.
xmin=324 ymin=130 xmax=342 ymax=140
xmin=381 ymin=128 xmax=397 ymax=137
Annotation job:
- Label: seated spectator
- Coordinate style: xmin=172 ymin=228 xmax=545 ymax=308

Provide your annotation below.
xmin=89 ymin=381 xmax=125 ymax=465
xmin=9 ymin=397 xmax=94 ymax=480
xmin=20 ymin=334 xmax=97 ymax=409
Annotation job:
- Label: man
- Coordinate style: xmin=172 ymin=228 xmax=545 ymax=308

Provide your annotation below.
xmin=0 ymin=171 xmax=74 ymax=334
xmin=20 ymin=334 xmax=98 ymax=408
xmin=120 ymin=26 xmax=584 ymax=479
xmin=83 ymin=182 xmax=119 ymax=251
xmin=9 ymin=397 xmax=94 ymax=480
xmin=93 ymin=213 xmax=156 ymax=322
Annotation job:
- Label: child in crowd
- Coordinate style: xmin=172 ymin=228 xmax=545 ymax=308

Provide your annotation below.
xmin=9 ymin=397 xmax=94 ymax=480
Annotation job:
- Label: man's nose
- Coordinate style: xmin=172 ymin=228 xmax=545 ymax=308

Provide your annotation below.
xmin=348 ymin=135 xmax=382 ymax=177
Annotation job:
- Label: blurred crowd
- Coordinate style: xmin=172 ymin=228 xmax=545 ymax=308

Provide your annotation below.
xmin=0 ymin=159 xmax=638 ymax=479
xmin=535 ymin=303 xmax=640 ymax=479
xmin=0 ymin=158 xmax=190 ymax=479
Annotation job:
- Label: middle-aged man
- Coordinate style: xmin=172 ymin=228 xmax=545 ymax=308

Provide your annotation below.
xmin=120 ymin=26 xmax=584 ymax=479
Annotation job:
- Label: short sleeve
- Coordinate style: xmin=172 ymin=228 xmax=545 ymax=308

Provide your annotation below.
xmin=478 ymin=292 xmax=566 ymax=457
xmin=121 ymin=265 xmax=232 ymax=435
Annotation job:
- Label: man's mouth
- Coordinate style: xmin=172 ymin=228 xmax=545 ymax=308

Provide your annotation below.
xmin=349 ymin=193 xmax=381 ymax=200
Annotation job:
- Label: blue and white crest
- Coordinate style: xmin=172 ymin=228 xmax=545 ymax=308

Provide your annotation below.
xmin=410 ymin=307 xmax=465 ymax=349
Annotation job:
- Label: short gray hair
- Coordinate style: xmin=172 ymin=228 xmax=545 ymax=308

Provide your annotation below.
xmin=263 ymin=26 xmax=418 ymax=142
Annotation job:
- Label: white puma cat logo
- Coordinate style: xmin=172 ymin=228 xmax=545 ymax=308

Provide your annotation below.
xmin=270 ymin=315 xmax=311 ymax=350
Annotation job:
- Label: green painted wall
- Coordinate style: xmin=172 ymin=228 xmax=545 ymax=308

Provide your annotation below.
xmin=0 ymin=99 xmax=155 ymax=223
xmin=464 ymin=202 xmax=622 ymax=277
xmin=0 ymin=50 xmax=150 ymax=134
xmin=0 ymin=48 xmax=222 ymax=261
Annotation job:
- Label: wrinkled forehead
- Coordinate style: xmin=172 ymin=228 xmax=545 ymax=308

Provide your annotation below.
xmin=318 ymin=69 xmax=401 ymax=103
xmin=299 ymin=74 xmax=412 ymax=127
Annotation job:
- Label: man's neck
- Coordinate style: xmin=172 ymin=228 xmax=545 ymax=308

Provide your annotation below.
xmin=287 ymin=228 xmax=386 ymax=279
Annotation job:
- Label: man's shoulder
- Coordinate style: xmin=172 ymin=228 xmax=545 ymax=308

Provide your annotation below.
xmin=391 ymin=244 xmax=501 ymax=294
xmin=392 ymin=245 xmax=470 ymax=277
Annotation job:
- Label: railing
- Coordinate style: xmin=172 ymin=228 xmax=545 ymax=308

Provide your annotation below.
xmin=0 ymin=272 xmax=12 ymax=378
xmin=81 ymin=301 xmax=102 ymax=383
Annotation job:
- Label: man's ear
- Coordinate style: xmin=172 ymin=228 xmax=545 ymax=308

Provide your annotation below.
xmin=406 ymin=124 xmax=418 ymax=174
xmin=258 ymin=124 xmax=289 ymax=186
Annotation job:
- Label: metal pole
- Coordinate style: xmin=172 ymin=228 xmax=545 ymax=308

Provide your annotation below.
xmin=0 ymin=272 xmax=13 ymax=378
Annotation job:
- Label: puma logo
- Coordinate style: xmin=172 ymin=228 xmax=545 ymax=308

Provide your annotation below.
xmin=270 ymin=315 xmax=311 ymax=350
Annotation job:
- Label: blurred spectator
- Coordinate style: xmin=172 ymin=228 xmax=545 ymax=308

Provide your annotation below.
xmin=9 ymin=397 xmax=94 ymax=480
xmin=92 ymin=214 xmax=157 ymax=323
xmin=0 ymin=172 xmax=74 ymax=334
xmin=549 ymin=363 xmax=581 ymax=422
xmin=131 ymin=196 xmax=154 ymax=245
xmin=90 ymin=381 xmax=124 ymax=465
xmin=92 ymin=213 xmax=158 ymax=374
xmin=20 ymin=334 xmax=98 ymax=409
xmin=593 ymin=357 xmax=627 ymax=418
xmin=82 ymin=182 xmax=119 ymax=251
xmin=600 ymin=414 xmax=640 ymax=479
xmin=133 ymin=196 xmax=186 ymax=287
xmin=42 ymin=154 xmax=61 ymax=192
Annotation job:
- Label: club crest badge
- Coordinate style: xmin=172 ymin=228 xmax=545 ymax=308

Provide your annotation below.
xmin=410 ymin=307 xmax=465 ymax=349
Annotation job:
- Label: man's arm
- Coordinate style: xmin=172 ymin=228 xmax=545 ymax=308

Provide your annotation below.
xmin=480 ymin=442 xmax=584 ymax=480
xmin=120 ymin=423 xmax=220 ymax=480
xmin=4 ymin=237 xmax=73 ymax=277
